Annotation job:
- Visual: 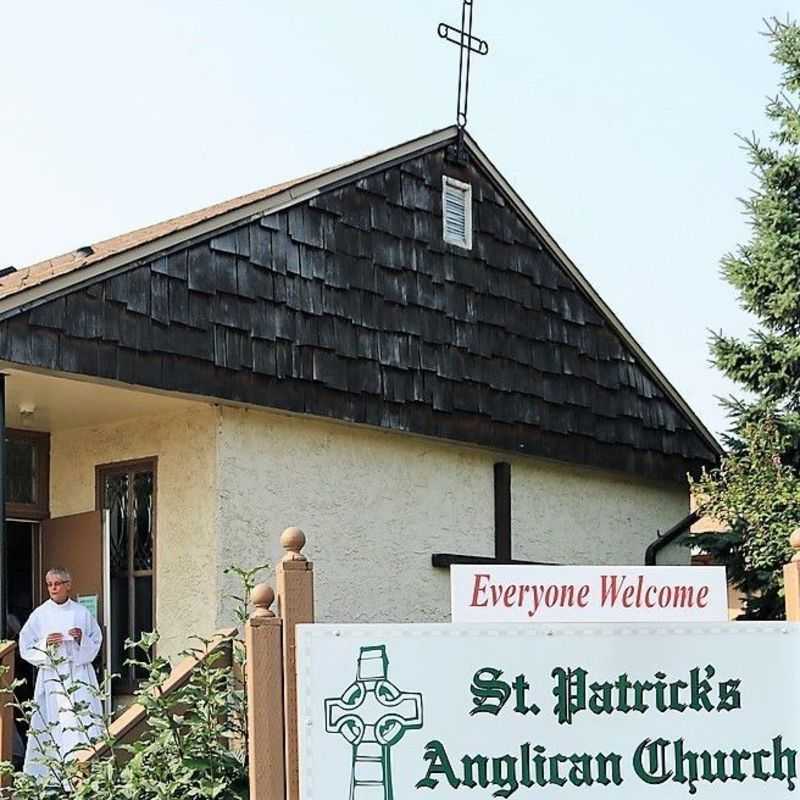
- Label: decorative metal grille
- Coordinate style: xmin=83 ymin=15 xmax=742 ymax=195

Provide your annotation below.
xmin=133 ymin=472 xmax=153 ymax=572
xmin=106 ymin=473 xmax=129 ymax=575
xmin=100 ymin=463 xmax=155 ymax=691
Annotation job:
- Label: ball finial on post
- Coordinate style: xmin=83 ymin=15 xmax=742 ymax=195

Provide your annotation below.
xmin=790 ymin=528 xmax=800 ymax=562
xmin=281 ymin=526 xmax=307 ymax=562
xmin=249 ymin=582 xmax=276 ymax=620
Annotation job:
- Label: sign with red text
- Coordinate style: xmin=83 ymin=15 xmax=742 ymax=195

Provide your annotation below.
xmin=451 ymin=565 xmax=728 ymax=623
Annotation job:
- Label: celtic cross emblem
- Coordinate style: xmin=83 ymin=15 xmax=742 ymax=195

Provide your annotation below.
xmin=325 ymin=645 xmax=423 ymax=800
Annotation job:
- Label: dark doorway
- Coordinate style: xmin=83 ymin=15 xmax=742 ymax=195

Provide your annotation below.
xmin=6 ymin=520 xmax=38 ymax=756
xmin=7 ymin=521 xmax=36 ymax=633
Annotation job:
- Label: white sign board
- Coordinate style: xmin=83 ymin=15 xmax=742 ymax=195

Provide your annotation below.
xmin=298 ymin=622 xmax=800 ymax=798
xmin=450 ymin=565 xmax=728 ymax=623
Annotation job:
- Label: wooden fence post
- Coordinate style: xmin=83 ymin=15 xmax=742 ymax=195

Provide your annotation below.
xmin=784 ymin=529 xmax=800 ymax=622
xmin=276 ymin=527 xmax=314 ymax=800
xmin=246 ymin=583 xmax=284 ymax=800
xmin=0 ymin=641 xmax=15 ymax=780
xmin=784 ymin=528 xmax=800 ymax=621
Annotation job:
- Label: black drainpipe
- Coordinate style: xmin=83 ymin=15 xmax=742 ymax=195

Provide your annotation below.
xmin=644 ymin=510 xmax=700 ymax=566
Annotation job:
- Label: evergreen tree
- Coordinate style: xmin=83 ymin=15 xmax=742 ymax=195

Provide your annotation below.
xmin=691 ymin=17 xmax=800 ymax=619
xmin=713 ymin=18 xmax=800 ymax=407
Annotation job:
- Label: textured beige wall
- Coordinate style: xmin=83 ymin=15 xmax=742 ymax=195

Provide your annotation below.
xmin=48 ymin=399 xmax=690 ymax=653
xmin=215 ymin=406 xmax=690 ymax=626
xmin=49 ymin=405 xmax=218 ymax=659
xmin=510 ymin=460 xmax=689 ymax=566
xmin=215 ymin=406 xmax=495 ymax=625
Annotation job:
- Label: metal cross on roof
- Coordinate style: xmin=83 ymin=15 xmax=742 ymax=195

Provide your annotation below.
xmin=438 ymin=0 xmax=489 ymax=154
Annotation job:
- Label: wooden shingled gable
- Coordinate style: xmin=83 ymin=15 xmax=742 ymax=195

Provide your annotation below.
xmin=0 ymin=140 xmax=718 ymax=482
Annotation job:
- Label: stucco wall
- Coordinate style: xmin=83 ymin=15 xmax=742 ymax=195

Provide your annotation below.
xmin=510 ymin=459 xmax=688 ymax=566
xmin=49 ymin=404 xmax=218 ymax=659
xmin=215 ymin=407 xmax=494 ymax=626
xmin=215 ymin=406 xmax=689 ymax=626
xmin=47 ymin=400 xmax=690 ymax=655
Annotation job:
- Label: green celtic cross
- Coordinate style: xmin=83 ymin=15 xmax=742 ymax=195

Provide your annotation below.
xmin=325 ymin=645 xmax=423 ymax=800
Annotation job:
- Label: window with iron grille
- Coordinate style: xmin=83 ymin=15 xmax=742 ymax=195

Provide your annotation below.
xmin=442 ymin=175 xmax=473 ymax=250
xmin=98 ymin=459 xmax=155 ymax=693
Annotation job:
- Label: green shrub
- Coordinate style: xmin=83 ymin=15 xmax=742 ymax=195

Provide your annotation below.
xmin=0 ymin=564 xmax=267 ymax=799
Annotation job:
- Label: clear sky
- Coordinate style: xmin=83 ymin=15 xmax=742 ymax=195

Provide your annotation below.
xmin=0 ymin=2 xmax=791 ymax=438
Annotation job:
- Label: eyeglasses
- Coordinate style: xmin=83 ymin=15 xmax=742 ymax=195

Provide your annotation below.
xmin=46 ymin=581 xmax=69 ymax=588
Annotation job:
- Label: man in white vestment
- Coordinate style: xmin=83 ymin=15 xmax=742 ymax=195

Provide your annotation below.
xmin=19 ymin=568 xmax=103 ymax=778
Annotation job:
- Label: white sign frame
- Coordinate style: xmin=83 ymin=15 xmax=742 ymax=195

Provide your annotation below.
xmin=298 ymin=622 xmax=800 ymax=800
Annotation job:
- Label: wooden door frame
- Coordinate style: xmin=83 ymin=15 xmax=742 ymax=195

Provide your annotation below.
xmin=95 ymin=457 xmax=158 ymax=691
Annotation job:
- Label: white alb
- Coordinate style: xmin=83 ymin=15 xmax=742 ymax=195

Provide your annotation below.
xmin=19 ymin=598 xmax=103 ymax=778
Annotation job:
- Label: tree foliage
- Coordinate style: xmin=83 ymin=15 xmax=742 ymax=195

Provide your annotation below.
xmin=712 ymin=19 xmax=800 ymax=395
xmin=690 ymin=418 xmax=800 ymax=618
xmin=692 ymin=17 xmax=800 ymax=618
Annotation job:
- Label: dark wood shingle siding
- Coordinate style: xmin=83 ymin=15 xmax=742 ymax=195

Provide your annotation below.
xmin=0 ymin=146 xmax=715 ymax=481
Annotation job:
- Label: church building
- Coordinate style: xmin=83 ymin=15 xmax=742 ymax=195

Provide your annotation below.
xmin=0 ymin=127 xmax=719 ymax=695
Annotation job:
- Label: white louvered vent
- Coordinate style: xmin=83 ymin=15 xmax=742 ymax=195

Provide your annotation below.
xmin=442 ymin=175 xmax=472 ymax=250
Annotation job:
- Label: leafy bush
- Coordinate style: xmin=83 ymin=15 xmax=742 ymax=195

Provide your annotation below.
xmin=0 ymin=564 xmax=267 ymax=799
xmin=689 ymin=418 xmax=800 ymax=618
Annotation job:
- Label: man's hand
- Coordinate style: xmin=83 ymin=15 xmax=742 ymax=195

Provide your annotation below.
xmin=46 ymin=633 xmax=64 ymax=647
xmin=68 ymin=628 xmax=83 ymax=645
